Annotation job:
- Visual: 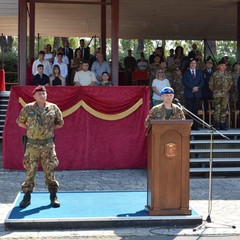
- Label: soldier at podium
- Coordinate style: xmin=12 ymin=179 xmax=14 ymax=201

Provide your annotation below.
xmin=145 ymin=87 xmax=185 ymax=128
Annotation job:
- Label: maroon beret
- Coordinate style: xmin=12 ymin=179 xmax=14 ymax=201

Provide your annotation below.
xmin=32 ymin=86 xmax=46 ymax=95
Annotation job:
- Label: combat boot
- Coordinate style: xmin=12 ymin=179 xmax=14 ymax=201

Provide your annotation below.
xmin=19 ymin=192 xmax=31 ymax=208
xmin=50 ymin=192 xmax=60 ymax=208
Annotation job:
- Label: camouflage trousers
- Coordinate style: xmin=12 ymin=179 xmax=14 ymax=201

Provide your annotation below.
xmin=213 ymin=97 xmax=229 ymax=123
xmin=21 ymin=142 xmax=59 ymax=193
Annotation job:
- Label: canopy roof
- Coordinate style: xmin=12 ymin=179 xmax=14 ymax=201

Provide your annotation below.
xmin=0 ymin=0 xmax=238 ymax=40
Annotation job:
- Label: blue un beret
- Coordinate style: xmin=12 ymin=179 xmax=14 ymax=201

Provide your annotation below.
xmin=160 ymin=87 xmax=174 ymax=95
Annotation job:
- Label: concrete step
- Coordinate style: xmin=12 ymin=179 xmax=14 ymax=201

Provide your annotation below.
xmin=190 ymin=148 xmax=240 ymax=153
xmin=190 ymin=167 xmax=240 ymax=173
xmin=190 ymin=158 xmax=240 ymax=163
xmin=190 ymin=140 xmax=240 ymax=144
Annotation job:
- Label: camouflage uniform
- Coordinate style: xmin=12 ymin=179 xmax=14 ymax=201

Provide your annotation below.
xmin=149 ymin=62 xmax=160 ymax=86
xmin=230 ymin=71 xmax=240 ymax=107
xmin=209 ymin=71 xmax=233 ymax=127
xmin=16 ymin=101 xmax=64 ymax=193
xmin=145 ymin=103 xmax=185 ymax=128
xmin=171 ymin=75 xmax=185 ymax=106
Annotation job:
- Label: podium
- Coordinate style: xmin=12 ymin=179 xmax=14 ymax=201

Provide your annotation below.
xmin=146 ymin=120 xmax=193 ymax=215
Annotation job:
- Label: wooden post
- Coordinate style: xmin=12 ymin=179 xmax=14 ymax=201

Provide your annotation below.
xmin=18 ymin=0 xmax=27 ymax=85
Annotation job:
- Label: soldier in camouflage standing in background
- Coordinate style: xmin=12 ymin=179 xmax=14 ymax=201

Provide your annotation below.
xmin=209 ymin=59 xmax=233 ymax=130
xmin=170 ymin=68 xmax=185 ymax=106
xmin=16 ymin=86 xmax=64 ymax=208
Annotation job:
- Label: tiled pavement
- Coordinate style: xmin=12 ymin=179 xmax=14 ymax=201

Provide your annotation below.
xmin=0 ymin=168 xmax=240 ymax=239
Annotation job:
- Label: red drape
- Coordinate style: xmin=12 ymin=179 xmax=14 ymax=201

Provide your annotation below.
xmin=0 ymin=69 xmax=6 ymax=91
xmin=3 ymin=86 xmax=150 ymax=170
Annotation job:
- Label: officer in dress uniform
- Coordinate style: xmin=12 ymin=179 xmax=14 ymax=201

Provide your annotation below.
xmin=16 ymin=86 xmax=64 ymax=208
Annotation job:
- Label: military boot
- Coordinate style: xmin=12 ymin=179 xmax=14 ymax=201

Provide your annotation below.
xmin=19 ymin=192 xmax=31 ymax=208
xmin=50 ymin=192 xmax=60 ymax=208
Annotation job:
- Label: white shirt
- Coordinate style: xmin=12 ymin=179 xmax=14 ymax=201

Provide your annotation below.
xmin=152 ymin=78 xmax=171 ymax=100
xmin=54 ymin=55 xmax=69 ymax=65
xmin=74 ymin=70 xmax=97 ymax=86
xmin=53 ymin=62 xmax=68 ymax=79
xmin=32 ymin=59 xmax=52 ymax=77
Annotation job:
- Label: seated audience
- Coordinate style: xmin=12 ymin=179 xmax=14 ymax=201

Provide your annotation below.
xmin=53 ymin=47 xmax=69 ymax=67
xmin=74 ymin=60 xmax=97 ymax=86
xmin=70 ymin=49 xmax=83 ymax=84
xmin=44 ymin=44 xmax=54 ymax=64
xmin=33 ymin=64 xmax=50 ymax=86
xmin=49 ymin=64 xmax=66 ymax=86
xmin=91 ymin=52 xmax=111 ymax=85
xmin=98 ymin=72 xmax=113 ymax=86
xmin=32 ymin=50 xmax=52 ymax=77
xmin=53 ymin=52 xmax=68 ymax=79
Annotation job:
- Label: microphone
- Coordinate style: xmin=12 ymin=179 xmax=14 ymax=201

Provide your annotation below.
xmin=173 ymin=98 xmax=182 ymax=107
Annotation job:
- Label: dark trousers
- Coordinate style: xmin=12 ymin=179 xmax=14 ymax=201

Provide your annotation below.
xmin=185 ymin=97 xmax=201 ymax=129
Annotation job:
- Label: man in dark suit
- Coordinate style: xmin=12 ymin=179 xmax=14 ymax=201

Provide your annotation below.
xmin=75 ymin=39 xmax=89 ymax=61
xmin=188 ymin=43 xmax=198 ymax=59
xmin=63 ymin=40 xmax=73 ymax=64
xmin=63 ymin=40 xmax=74 ymax=85
xmin=202 ymin=58 xmax=214 ymax=123
xmin=183 ymin=58 xmax=204 ymax=130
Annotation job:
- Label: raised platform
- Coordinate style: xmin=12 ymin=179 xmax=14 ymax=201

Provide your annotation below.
xmin=5 ymin=191 xmax=202 ymax=229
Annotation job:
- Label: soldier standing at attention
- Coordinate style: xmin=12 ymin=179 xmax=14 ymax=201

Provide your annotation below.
xmin=209 ymin=59 xmax=233 ymax=130
xmin=16 ymin=86 xmax=64 ymax=208
xmin=145 ymin=87 xmax=185 ymax=128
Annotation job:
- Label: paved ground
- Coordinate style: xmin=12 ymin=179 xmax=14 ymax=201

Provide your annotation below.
xmin=0 ymin=168 xmax=240 ymax=239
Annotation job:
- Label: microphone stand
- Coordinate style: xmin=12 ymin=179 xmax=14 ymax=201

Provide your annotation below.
xmin=174 ymin=101 xmax=236 ymax=231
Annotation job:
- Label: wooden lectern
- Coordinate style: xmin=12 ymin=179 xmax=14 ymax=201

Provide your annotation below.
xmin=146 ymin=120 xmax=193 ymax=216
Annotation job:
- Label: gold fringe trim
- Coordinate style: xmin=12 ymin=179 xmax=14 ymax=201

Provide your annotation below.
xmin=19 ymin=97 xmax=143 ymax=121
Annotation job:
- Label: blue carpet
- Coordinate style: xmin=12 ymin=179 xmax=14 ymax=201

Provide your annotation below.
xmin=5 ymin=191 xmax=202 ymax=229
xmin=8 ymin=191 xmax=199 ymax=220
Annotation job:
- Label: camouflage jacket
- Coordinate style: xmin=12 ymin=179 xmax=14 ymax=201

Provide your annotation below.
xmin=16 ymin=101 xmax=64 ymax=139
xmin=209 ymin=71 xmax=233 ymax=98
xmin=145 ymin=103 xmax=185 ymax=128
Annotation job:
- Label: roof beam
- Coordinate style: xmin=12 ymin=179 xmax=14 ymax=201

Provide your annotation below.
xmin=27 ymin=0 xmax=111 ymax=5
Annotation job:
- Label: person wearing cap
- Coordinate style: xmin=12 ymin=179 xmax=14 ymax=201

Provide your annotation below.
xmin=145 ymin=87 xmax=185 ymax=128
xmin=16 ymin=86 xmax=64 ymax=208
xmin=32 ymin=50 xmax=52 ymax=77
xmin=209 ymin=59 xmax=233 ymax=130
xmin=183 ymin=58 xmax=204 ymax=130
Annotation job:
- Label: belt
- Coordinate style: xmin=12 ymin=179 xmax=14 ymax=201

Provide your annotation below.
xmin=27 ymin=137 xmax=54 ymax=145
